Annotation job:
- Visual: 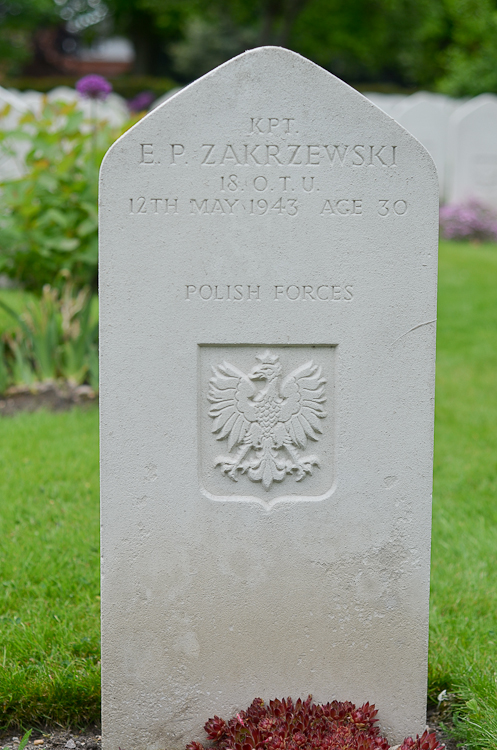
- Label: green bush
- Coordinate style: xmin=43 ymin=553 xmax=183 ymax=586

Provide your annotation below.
xmin=0 ymin=278 xmax=98 ymax=393
xmin=0 ymin=98 xmax=134 ymax=292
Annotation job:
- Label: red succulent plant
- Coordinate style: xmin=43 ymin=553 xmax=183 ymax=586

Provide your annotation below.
xmin=399 ymin=730 xmax=444 ymax=750
xmin=186 ymin=697 xmax=444 ymax=750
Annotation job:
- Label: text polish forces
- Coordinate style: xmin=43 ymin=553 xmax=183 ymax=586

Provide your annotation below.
xmin=184 ymin=284 xmax=354 ymax=301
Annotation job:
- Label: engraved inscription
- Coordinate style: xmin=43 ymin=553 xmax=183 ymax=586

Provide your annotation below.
xmin=200 ymin=143 xmax=397 ymax=168
xmin=274 ymin=284 xmax=353 ymax=300
xmin=129 ymin=197 xmax=178 ymax=214
xmin=140 ymin=144 xmax=154 ymax=164
xmin=377 ymin=199 xmax=408 ymax=216
xmin=186 ymin=284 xmax=353 ymax=301
xmin=248 ymin=117 xmax=296 ymax=134
xmin=187 ymin=284 xmax=261 ymax=301
xmin=136 ymin=142 xmax=398 ymax=168
xmin=208 ymin=350 xmax=326 ymax=490
xmin=136 ymin=116 xmax=399 ymax=171
xmin=190 ymin=198 xmax=241 ymax=215
xmin=220 ymin=174 xmax=341 ymax=195
xmin=320 ymin=199 xmax=362 ymax=215
xmin=127 ymin=195 xmax=408 ymax=218
xmin=138 ymin=143 xmax=186 ymax=164
xmin=249 ymin=198 xmax=298 ymax=215
xmin=188 ymin=197 xmax=299 ymax=215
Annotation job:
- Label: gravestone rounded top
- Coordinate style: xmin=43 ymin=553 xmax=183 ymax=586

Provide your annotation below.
xmin=102 ymin=46 xmax=436 ymax=180
xmin=390 ymin=91 xmax=455 ymax=199
xmin=447 ymin=93 xmax=497 ymax=206
xmin=448 ymin=93 xmax=497 ymax=140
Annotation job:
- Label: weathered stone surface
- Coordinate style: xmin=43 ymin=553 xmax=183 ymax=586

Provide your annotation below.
xmin=99 ymin=47 xmax=438 ymax=750
xmin=447 ymin=93 xmax=497 ymax=208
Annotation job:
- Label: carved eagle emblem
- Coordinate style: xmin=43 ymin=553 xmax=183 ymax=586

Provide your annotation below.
xmin=208 ymin=350 xmax=327 ymax=490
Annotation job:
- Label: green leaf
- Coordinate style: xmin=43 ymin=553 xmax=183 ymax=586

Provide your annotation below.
xmin=466 ymin=698 xmax=479 ymax=712
xmin=37 ymin=208 xmax=70 ymax=229
xmin=18 ymin=731 xmax=32 ymax=750
xmin=48 ymin=238 xmax=81 ymax=252
xmin=76 ymin=218 xmax=97 ymax=238
xmin=0 ymin=344 xmax=10 ymax=394
xmin=0 ymin=299 xmax=24 ymax=326
xmin=36 ymin=174 xmax=58 ymax=192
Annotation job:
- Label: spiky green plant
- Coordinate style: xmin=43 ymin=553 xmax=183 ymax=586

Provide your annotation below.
xmin=0 ymin=278 xmax=98 ymax=393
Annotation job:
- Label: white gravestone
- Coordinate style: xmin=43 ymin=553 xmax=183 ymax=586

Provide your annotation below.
xmin=362 ymin=92 xmax=406 ymax=116
xmin=391 ymin=92 xmax=457 ymax=200
xmin=99 ymin=47 xmax=438 ymax=750
xmin=447 ymin=94 xmax=497 ymax=208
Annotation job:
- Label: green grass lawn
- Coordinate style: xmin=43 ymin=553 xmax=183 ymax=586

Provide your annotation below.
xmin=1 ymin=241 xmax=497 ymax=745
xmin=0 ymin=409 xmax=100 ymax=728
xmin=429 ymin=241 xmax=497 ymax=749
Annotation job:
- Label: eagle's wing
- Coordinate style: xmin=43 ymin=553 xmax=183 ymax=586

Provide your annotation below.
xmin=278 ymin=360 xmax=327 ymax=448
xmin=208 ymin=361 xmax=258 ymax=450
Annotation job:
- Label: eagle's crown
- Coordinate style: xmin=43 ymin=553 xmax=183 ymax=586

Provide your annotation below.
xmin=256 ymin=350 xmax=280 ymax=365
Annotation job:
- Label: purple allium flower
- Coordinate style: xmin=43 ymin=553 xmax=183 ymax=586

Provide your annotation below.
xmin=127 ymin=91 xmax=155 ymax=112
xmin=76 ymin=74 xmax=112 ymax=101
xmin=440 ymin=199 xmax=497 ymax=242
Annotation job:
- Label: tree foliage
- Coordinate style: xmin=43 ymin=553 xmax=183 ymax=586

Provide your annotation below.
xmin=126 ymin=0 xmax=497 ymax=94
xmin=436 ymin=0 xmax=497 ymax=95
xmin=0 ymin=0 xmax=58 ymax=75
xmin=2 ymin=0 xmax=497 ymax=96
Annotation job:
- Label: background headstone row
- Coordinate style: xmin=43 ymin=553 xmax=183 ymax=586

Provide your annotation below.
xmin=365 ymin=91 xmax=497 ymax=207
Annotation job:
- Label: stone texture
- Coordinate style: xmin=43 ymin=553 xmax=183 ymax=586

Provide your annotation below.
xmin=447 ymin=93 xmax=497 ymax=208
xmin=99 ymin=47 xmax=438 ymax=750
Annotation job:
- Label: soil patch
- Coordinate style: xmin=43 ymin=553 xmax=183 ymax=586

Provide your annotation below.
xmin=0 ymin=729 xmax=101 ymax=750
xmin=426 ymin=703 xmax=460 ymax=750
xmin=0 ymin=714 xmax=459 ymax=750
xmin=0 ymin=383 xmax=97 ymax=416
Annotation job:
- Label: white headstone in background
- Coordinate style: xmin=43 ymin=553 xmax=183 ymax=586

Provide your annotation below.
xmin=392 ymin=92 xmax=458 ymax=199
xmin=100 ymin=47 xmax=438 ymax=750
xmin=447 ymin=94 xmax=497 ymax=208
xmin=363 ymin=92 xmax=406 ymax=116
